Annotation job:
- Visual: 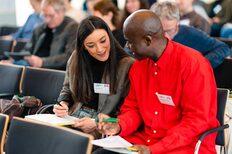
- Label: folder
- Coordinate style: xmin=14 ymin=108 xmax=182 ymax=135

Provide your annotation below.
xmin=25 ymin=114 xmax=78 ymax=126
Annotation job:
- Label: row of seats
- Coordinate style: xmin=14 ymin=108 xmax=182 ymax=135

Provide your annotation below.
xmin=0 ymin=114 xmax=93 ymax=154
xmin=0 ymin=64 xmax=65 ymax=105
xmin=0 ymin=26 xmax=19 ymax=36
xmin=0 ymin=39 xmax=28 ymax=60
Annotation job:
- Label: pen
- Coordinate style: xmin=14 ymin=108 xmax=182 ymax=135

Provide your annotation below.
xmin=57 ymin=102 xmax=62 ymax=106
xmin=94 ymin=117 xmax=119 ymax=123
xmin=127 ymin=147 xmax=138 ymax=152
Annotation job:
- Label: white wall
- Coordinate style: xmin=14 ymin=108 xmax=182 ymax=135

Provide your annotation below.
xmin=0 ymin=0 xmax=16 ymax=26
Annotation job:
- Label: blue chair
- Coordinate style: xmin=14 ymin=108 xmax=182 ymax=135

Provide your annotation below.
xmin=5 ymin=117 xmax=93 ymax=154
xmin=194 ymin=88 xmax=230 ymax=154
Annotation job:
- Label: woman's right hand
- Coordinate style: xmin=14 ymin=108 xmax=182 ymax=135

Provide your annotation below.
xmin=53 ymin=101 xmax=69 ymax=117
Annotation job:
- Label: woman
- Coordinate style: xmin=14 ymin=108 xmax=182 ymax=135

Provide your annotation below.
xmin=93 ymin=0 xmax=126 ymax=47
xmin=53 ymin=16 xmax=134 ymax=138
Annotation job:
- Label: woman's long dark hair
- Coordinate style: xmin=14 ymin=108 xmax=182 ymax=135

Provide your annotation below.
xmin=70 ymin=16 xmax=129 ymax=103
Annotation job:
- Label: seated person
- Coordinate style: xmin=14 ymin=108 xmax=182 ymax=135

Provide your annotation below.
xmin=53 ymin=16 xmax=134 ymax=138
xmin=96 ymin=10 xmax=219 ymax=154
xmin=1 ymin=0 xmax=44 ymax=41
xmin=150 ymin=1 xmax=231 ymax=68
xmin=176 ymin=0 xmax=211 ymax=34
xmin=0 ymin=0 xmax=78 ymax=70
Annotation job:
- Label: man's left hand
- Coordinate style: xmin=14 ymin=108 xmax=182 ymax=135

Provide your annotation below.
xmin=24 ymin=55 xmax=43 ymax=67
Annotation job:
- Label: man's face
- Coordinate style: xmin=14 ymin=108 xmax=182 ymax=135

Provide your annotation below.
xmin=42 ymin=5 xmax=64 ymax=28
xmin=160 ymin=18 xmax=178 ymax=40
xmin=124 ymin=27 xmax=149 ymax=60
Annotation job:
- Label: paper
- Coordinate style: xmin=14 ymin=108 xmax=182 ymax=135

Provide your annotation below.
xmin=25 ymin=114 xmax=78 ymax=126
xmin=92 ymin=136 xmax=132 ymax=148
xmin=92 ymin=136 xmax=138 ymax=154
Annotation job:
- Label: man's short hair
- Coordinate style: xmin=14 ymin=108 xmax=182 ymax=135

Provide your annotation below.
xmin=150 ymin=1 xmax=180 ymax=21
xmin=41 ymin=0 xmax=65 ymax=12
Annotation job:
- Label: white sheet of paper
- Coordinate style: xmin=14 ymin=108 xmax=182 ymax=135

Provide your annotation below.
xmin=92 ymin=136 xmax=132 ymax=148
xmin=25 ymin=114 xmax=78 ymax=126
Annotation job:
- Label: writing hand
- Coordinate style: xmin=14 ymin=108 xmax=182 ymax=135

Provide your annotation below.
xmin=53 ymin=101 xmax=69 ymax=117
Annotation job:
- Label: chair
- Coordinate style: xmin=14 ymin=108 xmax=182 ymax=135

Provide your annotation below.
xmin=5 ymin=117 xmax=93 ymax=154
xmin=0 ymin=113 xmax=9 ymax=154
xmin=215 ymin=37 xmax=232 ymax=48
xmin=214 ymin=58 xmax=232 ymax=90
xmin=0 ymin=26 xmax=19 ymax=36
xmin=0 ymin=39 xmax=13 ymax=60
xmin=20 ymin=67 xmax=65 ymax=105
xmin=194 ymin=88 xmax=230 ymax=154
xmin=0 ymin=64 xmax=24 ymax=99
xmin=11 ymin=40 xmax=28 ymax=52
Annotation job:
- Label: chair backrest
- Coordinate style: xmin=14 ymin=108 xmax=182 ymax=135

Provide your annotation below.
xmin=21 ymin=67 xmax=65 ymax=105
xmin=0 ymin=26 xmax=19 ymax=36
xmin=0 ymin=64 xmax=24 ymax=97
xmin=0 ymin=39 xmax=13 ymax=60
xmin=215 ymin=37 xmax=232 ymax=48
xmin=214 ymin=58 xmax=232 ymax=90
xmin=0 ymin=113 xmax=9 ymax=154
xmin=5 ymin=117 xmax=93 ymax=154
xmin=216 ymin=88 xmax=229 ymax=145
xmin=12 ymin=40 xmax=28 ymax=52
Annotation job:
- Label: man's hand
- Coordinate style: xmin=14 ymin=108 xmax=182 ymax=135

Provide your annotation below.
xmin=24 ymin=55 xmax=43 ymax=67
xmin=132 ymin=145 xmax=151 ymax=154
xmin=97 ymin=113 xmax=121 ymax=135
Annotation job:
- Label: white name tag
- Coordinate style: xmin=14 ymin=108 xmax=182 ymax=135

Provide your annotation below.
xmin=156 ymin=93 xmax=175 ymax=106
xmin=94 ymin=83 xmax=110 ymax=94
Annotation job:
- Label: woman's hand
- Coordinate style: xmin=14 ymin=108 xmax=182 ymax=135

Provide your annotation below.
xmin=73 ymin=117 xmax=97 ymax=133
xmin=53 ymin=101 xmax=69 ymax=117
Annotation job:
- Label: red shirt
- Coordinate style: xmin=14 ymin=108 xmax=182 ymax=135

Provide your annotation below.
xmin=118 ymin=40 xmax=219 ymax=154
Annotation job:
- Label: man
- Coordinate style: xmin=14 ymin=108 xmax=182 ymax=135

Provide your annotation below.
xmin=97 ymin=10 xmax=219 ymax=154
xmin=1 ymin=0 xmax=78 ymax=70
xmin=150 ymin=1 xmax=230 ymax=69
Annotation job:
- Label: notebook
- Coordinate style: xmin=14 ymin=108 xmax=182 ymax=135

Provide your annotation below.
xmin=25 ymin=114 xmax=78 ymax=126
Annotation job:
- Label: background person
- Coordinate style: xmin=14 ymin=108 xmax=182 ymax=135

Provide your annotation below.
xmin=150 ymin=1 xmax=231 ymax=68
xmin=0 ymin=0 xmax=78 ymax=70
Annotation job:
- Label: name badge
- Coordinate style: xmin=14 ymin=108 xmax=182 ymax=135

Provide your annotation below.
xmin=94 ymin=83 xmax=110 ymax=94
xmin=156 ymin=93 xmax=175 ymax=106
